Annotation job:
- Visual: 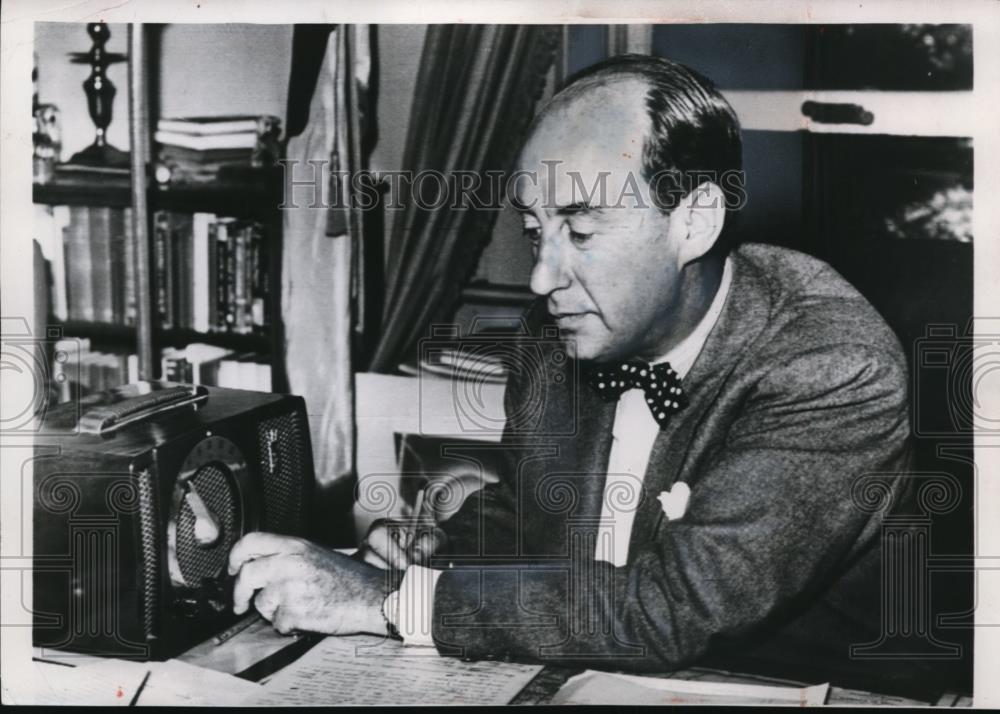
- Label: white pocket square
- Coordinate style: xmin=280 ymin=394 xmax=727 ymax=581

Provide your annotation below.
xmin=657 ymin=483 xmax=691 ymax=521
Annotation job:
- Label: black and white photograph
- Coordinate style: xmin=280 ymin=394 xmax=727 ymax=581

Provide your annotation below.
xmin=2 ymin=0 xmax=998 ymax=707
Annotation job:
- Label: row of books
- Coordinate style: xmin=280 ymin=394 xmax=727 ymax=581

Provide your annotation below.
xmin=41 ymin=205 xmax=137 ymax=325
xmin=154 ymin=115 xmax=281 ymax=186
xmin=35 ymin=204 xmax=272 ymax=336
xmin=153 ymin=211 xmax=272 ymax=334
xmin=51 ymin=339 xmax=273 ymax=403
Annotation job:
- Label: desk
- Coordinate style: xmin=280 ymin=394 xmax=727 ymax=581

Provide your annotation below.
xmin=175 ymin=621 xmax=964 ymax=706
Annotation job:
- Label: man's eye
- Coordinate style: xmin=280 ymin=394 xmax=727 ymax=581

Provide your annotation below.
xmin=569 ymin=230 xmax=593 ymax=244
xmin=523 ymin=227 xmax=541 ymax=243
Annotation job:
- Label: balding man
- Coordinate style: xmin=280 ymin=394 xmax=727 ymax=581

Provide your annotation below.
xmin=229 ymin=55 xmax=916 ymax=691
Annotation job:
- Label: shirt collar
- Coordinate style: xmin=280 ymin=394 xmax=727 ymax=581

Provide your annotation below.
xmin=652 ymin=256 xmax=733 ymax=380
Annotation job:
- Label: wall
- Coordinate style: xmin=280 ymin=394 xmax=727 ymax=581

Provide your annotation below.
xmin=156 ymin=24 xmax=292 ymax=128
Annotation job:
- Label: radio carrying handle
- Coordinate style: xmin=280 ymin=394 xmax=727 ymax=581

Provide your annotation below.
xmin=78 ymin=385 xmax=210 ymax=435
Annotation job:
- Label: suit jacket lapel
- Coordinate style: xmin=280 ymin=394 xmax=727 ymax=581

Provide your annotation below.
xmin=571 ymin=375 xmax=617 ymax=524
xmin=626 ymin=251 xmax=776 ymax=565
xmin=525 ymin=353 xmax=617 ymax=555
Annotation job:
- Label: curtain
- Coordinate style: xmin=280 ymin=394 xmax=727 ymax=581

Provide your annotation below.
xmin=367 ymin=25 xmax=559 ymax=373
xmin=282 ymin=26 xmax=369 ymax=521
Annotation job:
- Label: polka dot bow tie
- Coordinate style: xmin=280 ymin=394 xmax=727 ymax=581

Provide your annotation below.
xmin=584 ymin=360 xmax=688 ymax=428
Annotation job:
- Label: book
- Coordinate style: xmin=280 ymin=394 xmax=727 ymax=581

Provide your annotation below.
xmin=54 ymin=162 xmax=130 ymax=177
xmin=249 ymin=222 xmax=268 ymax=329
xmin=159 ymin=145 xmax=257 ymax=163
xmin=191 ymin=213 xmax=215 ymax=333
xmin=183 ymin=343 xmax=235 ymax=385
xmin=157 ymin=114 xmax=279 ymax=136
xmin=171 ymin=213 xmax=194 ymax=329
xmin=256 ymin=362 xmax=272 ymax=392
xmin=126 ymin=353 xmax=139 ymax=384
xmin=123 ymin=207 xmax=136 ymax=325
xmin=233 ymin=223 xmax=248 ymax=333
xmin=70 ymin=344 xmax=134 ymax=396
xmin=155 ymin=130 xmax=260 ymax=151
xmin=108 ymin=209 xmax=127 ymax=323
xmin=208 ymin=220 xmax=219 ymax=331
xmin=88 ymin=207 xmax=114 ymax=324
xmin=226 ymin=221 xmax=238 ymax=331
xmin=153 ymin=211 xmax=174 ymax=329
xmin=64 ymin=206 xmax=93 ymax=322
xmin=34 ymin=204 xmax=70 ymax=321
xmin=214 ymin=219 xmax=235 ymax=331
xmin=215 ymin=356 xmax=239 ymax=390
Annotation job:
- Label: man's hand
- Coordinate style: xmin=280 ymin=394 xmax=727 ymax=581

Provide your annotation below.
xmin=228 ymin=532 xmax=392 ymax=636
xmin=354 ymin=518 xmax=447 ymax=570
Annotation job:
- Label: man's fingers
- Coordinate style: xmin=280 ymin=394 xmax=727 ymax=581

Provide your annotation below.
xmin=253 ymin=584 xmax=281 ymax=622
xmin=367 ymin=523 xmax=412 ymax=569
xmin=232 ymin=555 xmax=282 ymax=615
xmin=408 ymin=527 xmax=444 ymax=565
xmin=272 ymin=607 xmax=297 ymax=636
xmin=228 ymin=532 xmax=304 ymax=575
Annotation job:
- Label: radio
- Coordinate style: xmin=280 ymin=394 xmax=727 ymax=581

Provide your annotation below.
xmin=32 ymin=381 xmax=314 ymax=660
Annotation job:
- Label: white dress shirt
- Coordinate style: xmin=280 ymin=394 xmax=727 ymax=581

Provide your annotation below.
xmin=392 ymin=258 xmax=734 ymax=644
xmin=597 ymin=256 xmax=733 ymax=566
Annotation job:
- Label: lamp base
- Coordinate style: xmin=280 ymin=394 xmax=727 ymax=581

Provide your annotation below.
xmin=68 ymin=141 xmax=130 ymax=168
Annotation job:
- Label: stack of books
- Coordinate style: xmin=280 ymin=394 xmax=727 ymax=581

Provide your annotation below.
xmin=153 ymin=115 xmax=281 ymax=185
xmin=153 ymin=210 xmax=271 ymax=335
xmin=161 ymin=343 xmax=272 ymax=392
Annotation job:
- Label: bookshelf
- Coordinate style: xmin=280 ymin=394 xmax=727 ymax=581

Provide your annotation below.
xmin=34 ymin=176 xmax=281 ymax=218
xmin=34 ymin=25 xmax=287 ymax=396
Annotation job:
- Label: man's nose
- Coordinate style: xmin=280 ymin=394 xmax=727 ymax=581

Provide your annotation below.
xmin=529 ymin=238 xmax=570 ymax=297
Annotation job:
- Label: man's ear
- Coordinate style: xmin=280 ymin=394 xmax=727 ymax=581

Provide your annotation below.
xmin=676 ymin=181 xmax=726 ymax=267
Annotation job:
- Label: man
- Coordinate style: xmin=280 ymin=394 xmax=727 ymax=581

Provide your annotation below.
xmin=228 ymin=55 xmax=914 ymax=690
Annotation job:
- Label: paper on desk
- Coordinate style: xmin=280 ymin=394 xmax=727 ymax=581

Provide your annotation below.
xmin=15 ymin=658 xmax=148 ymax=706
xmin=242 ymin=634 xmax=543 ymax=706
xmin=551 ymin=670 xmax=829 ymax=706
xmin=129 ymin=659 xmax=263 ymax=706
xmin=828 ymin=685 xmax=931 ymax=707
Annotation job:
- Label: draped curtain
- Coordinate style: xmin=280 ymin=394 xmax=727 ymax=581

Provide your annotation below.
xmin=367 ymin=25 xmax=559 ymax=372
xmin=282 ymin=26 xmax=369 ymax=540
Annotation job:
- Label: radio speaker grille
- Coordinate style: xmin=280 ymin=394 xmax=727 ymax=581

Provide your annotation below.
xmin=176 ymin=464 xmax=239 ymax=585
xmin=257 ymin=411 xmax=307 ymax=534
xmin=136 ymin=469 xmax=159 ymax=641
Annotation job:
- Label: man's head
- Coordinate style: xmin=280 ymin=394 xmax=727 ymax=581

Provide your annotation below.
xmin=513 ymin=55 xmax=742 ymax=363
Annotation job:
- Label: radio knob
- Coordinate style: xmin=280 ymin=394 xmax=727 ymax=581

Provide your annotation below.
xmin=184 ymin=482 xmax=222 ymax=548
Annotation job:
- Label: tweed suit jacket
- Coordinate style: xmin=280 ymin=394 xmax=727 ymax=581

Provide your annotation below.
xmin=430 ymin=243 xmax=913 ymax=684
